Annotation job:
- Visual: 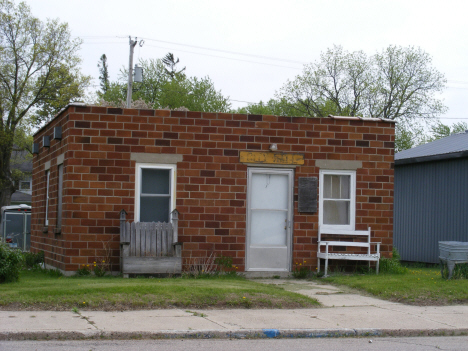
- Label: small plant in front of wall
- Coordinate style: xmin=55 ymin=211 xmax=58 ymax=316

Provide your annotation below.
xmin=93 ymin=259 xmax=108 ymax=277
xmin=215 ymin=255 xmax=238 ymax=276
xmin=76 ymin=264 xmax=92 ymax=276
xmin=292 ymin=259 xmax=310 ymax=279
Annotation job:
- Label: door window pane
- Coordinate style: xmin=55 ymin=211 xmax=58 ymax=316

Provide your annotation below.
xmin=251 ymin=173 xmax=288 ymax=210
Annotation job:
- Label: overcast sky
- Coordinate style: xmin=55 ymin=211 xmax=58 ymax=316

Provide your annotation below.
xmin=24 ymin=0 xmax=468 ymax=125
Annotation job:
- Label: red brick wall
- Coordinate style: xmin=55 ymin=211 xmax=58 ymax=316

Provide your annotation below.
xmin=32 ymin=105 xmax=395 ymax=273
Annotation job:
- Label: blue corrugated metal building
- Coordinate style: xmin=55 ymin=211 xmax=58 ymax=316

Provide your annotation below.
xmin=394 ymin=131 xmax=468 ymax=263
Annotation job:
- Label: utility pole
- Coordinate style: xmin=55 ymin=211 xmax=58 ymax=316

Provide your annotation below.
xmin=126 ymin=36 xmax=138 ymax=108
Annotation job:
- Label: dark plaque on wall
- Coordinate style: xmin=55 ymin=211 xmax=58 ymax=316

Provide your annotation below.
xmin=298 ymin=177 xmax=317 ymax=213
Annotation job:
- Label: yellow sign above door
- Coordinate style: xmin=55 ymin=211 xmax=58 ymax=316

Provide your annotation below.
xmin=239 ymin=151 xmax=304 ymax=165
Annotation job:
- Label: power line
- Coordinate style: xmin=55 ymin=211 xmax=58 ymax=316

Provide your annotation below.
xmin=80 ymin=37 xmax=468 ymax=86
xmin=118 ymin=36 xmax=307 ymax=65
xmin=447 ymin=80 xmax=468 ymax=85
xmin=446 ymin=85 xmax=468 ymax=90
xmin=143 ymin=43 xmax=302 ymax=70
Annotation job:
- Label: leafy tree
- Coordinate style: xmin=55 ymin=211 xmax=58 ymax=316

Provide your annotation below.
xmin=277 ymin=46 xmax=371 ymax=118
xmin=97 ymin=54 xmax=109 ymax=95
xmin=0 ymin=0 xmax=90 ymax=207
xmin=429 ymin=121 xmax=468 ymax=141
xmin=159 ymin=76 xmax=230 ymax=112
xmin=394 ymin=122 xmax=428 ymax=152
xmin=395 ymin=121 xmax=468 ymax=153
xmin=161 ymin=52 xmax=186 ymax=79
xmin=233 ymin=98 xmax=303 ymax=116
xmin=98 ymin=55 xmax=231 ymax=112
xmin=277 ymin=45 xmax=447 ymax=129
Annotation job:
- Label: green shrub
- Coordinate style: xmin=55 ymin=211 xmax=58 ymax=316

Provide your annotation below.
xmin=214 ymin=255 xmax=238 ymax=276
xmin=23 ymin=251 xmax=44 ymax=269
xmin=93 ymin=260 xmax=107 ymax=277
xmin=292 ymin=259 xmax=310 ymax=279
xmin=0 ymin=243 xmax=24 ymax=283
xmin=45 ymin=268 xmax=64 ymax=278
xmin=379 ymin=247 xmax=407 ymax=274
xmin=76 ymin=264 xmax=92 ymax=276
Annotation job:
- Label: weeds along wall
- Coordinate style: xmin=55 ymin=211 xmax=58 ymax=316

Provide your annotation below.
xmin=31 ymin=104 xmax=395 ymax=273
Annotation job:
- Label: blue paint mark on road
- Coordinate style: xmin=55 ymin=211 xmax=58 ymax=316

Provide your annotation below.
xmin=263 ymin=329 xmax=280 ymax=338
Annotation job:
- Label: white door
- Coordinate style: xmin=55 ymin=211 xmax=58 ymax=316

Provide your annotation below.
xmin=246 ymin=168 xmax=293 ymax=271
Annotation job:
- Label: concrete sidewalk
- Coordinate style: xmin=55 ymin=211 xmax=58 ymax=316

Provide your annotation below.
xmin=1 ymin=279 xmax=467 ymax=340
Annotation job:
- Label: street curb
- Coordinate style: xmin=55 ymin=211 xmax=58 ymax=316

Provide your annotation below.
xmin=1 ymin=328 xmax=468 ymax=341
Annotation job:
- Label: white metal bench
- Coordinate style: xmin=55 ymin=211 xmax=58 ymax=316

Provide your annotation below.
xmin=317 ymin=227 xmax=380 ymax=277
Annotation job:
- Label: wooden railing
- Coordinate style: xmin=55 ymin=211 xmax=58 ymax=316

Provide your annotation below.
xmin=119 ymin=209 xmax=181 ymax=277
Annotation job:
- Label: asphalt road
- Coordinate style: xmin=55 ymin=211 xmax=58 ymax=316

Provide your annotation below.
xmin=1 ymin=336 xmax=468 ymax=351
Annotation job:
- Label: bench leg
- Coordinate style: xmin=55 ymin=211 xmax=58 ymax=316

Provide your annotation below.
xmin=317 ymin=258 xmax=321 ymax=274
xmin=324 ymin=258 xmax=329 ymax=277
xmin=376 ymin=260 xmax=379 ymax=275
xmin=447 ymin=261 xmax=455 ymax=279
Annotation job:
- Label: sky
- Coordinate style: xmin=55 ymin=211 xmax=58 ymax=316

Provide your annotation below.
xmin=24 ymin=0 xmax=468 ymax=125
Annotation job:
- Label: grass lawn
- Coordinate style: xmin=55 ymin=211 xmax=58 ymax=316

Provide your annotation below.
xmin=0 ymin=270 xmax=319 ymax=311
xmin=322 ymin=266 xmax=468 ymax=306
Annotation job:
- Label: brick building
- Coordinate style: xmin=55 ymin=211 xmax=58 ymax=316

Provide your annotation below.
xmin=31 ymin=103 xmax=395 ymax=275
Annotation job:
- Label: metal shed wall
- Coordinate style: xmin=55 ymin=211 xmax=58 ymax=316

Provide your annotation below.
xmin=394 ymin=157 xmax=468 ymax=263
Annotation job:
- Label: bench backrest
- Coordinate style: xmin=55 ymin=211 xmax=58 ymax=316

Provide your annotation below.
xmin=318 ymin=227 xmax=371 ymax=244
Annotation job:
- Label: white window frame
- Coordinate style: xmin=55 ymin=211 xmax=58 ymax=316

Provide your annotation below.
xmin=135 ymin=163 xmax=176 ymax=223
xmin=45 ymin=170 xmax=50 ymax=226
xmin=319 ymin=169 xmax=356 ymax=231
xmin=19 ymin=180 xmax=31 ymax=191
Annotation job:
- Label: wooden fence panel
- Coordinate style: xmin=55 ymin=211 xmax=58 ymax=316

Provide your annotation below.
xmin=167 ymin=223 xmax=173 ymax=255
xmin=119 ymin=209 xmax=181 ymax=276
xmin=157 ymin=223 xmax=162 ymax=257
xmin=130 ymin=222 xmax=136 ymax=257
xmin=122 ymin=221 xmax=179 ymax=258
xmin=150 ymin=222 xmax=156 ymax=256
xmin=161 ymin=223 xmax=167 ymax=256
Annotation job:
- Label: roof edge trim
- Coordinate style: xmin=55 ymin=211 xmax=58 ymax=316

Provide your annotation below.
xmin=328 ymin=115 xmax=396 ymax=123
xmin=395 ymin=150 xmax=468 ymax=166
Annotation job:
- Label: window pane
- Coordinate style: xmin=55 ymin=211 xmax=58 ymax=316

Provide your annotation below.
xmin=340 ymin=175 xmax=350 ymax=199
xmin=4 ymin=213 xmax=24 ymax=249
xmin=331 ymin=175 xmax=341 ymax=198
xmin=45 ymin=171 xmax=50 ymax=225
xmin=26 ymin=213 xmax=31 ymax=233
xmin=323 ymin=175 xmax=332 ymax=198
xmin=324 ymin=174 xmax=350 ymax=199
xmin=140 ymin=196 xmax=170 ymax=222
xmin=57 ymin=165 xmax=63 ymax=228
xmin=323 ymin=200 xmax=350 ymax=225
xmin=20 ymin=181 xmax=30 ymax=190
xmin=141 ymin=169 xmax=170 ymax=195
